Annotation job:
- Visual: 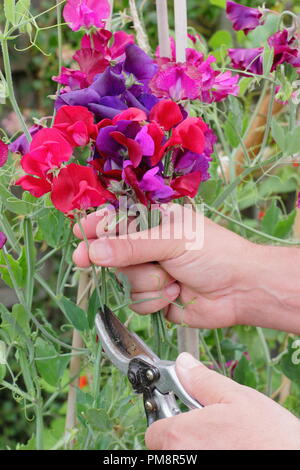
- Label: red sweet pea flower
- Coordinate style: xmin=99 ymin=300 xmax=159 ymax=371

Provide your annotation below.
xmin=51 ymin=163 xmax=115 ymax=213
xmin=149 ymin=99 xmax=183 ymax=131
xmin=168 ymin=117 xmax=206 ymax=154
xmin=171 ymin=171 xmax=202 ymax=198
xmin=16 ymin=174 xmax=52 ymax=197
xmin=110 ymin=131 xmax=143 ymax=168
xmin=16 ymin=128 xmax=73 ymax=198
xmin=112 ymin=108 xmax=147 ymax=123
xmin=54 ymin=105 xmax=98 ymax=146
xmin=29 ymin=128 xmax=73 ymax=166
xmin=147 ymin=122 xmax=165 ymax=166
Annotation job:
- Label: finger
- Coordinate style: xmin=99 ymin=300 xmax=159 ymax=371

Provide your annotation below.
xmin=175 ymin=352 xmax=242 ymax=406
xmin=72 ymin=239 xmax=96 ymax=267
xmin=88 ymin=227 xmax=185 ymax=268
xmin=130 ymin=283 xmax=180 ymax=315
xmin=145 ymin=416 xmax=173 ymax=450
xmin=73 ymin=210 xmax=107 ymax=239
xmin=117 ymin=263 xmax=174 ymax=293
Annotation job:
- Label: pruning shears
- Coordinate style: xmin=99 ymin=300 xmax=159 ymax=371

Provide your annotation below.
xmin=95 ymin=307 xmax=202 ymax=425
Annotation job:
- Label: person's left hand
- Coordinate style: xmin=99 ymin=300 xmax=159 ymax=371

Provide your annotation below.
xmin=146 ymin=353 xmax=300 ymax=450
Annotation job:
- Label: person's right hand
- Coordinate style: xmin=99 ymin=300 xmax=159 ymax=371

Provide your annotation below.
xmin=72 ymin=204 xmax=300 ymax=333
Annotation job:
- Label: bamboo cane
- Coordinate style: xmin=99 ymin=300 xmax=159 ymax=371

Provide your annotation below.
xmin=156 ymin=0 xmax=171 ymax=58
xmin=106 ymin=0 xmax=114 ymax=31
xmin=174 ymin=0 xmax=199 ymax=359
xmin=65 ymin=270 xmax=90 ymax=446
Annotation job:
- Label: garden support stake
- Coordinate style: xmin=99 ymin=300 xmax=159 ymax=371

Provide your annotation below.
xmin=174 ymin=0 xmax=199 ymax=359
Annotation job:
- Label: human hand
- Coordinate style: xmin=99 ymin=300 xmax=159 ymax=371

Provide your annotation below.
xmin=145 ymin=352 xmax=300 ymax=450
xmin=73 ymin=203 xmax=300 ymax=333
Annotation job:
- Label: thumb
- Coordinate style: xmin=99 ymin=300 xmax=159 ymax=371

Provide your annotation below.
xmin=176 ymin=352 xmax=241 ymax=406
xmin=88 ymin=226 xmax=186 ymax=267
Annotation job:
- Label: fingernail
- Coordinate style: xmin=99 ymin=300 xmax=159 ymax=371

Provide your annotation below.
xmin=165 ymin=282 xmax=179 ymax=298
xmin=89 ymin=240 xmax=112 ymax=264
xmin=177 ymin=352 xmax=200 ymax=369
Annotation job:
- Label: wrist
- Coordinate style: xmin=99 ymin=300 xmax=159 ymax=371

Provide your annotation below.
xmin=235 ymin=243 xmax=300 ymax=333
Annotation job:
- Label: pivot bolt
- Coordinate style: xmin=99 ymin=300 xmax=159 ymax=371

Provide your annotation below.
xmin=145 ymin=400 xmax=156 ymax=412
xmin=146 ymin=369 xmax=155 ymax=382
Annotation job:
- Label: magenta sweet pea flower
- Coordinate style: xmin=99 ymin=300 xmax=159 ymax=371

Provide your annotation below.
xmin=0 ymin=141 xmax=8 ymax=167
xmin=268 ymin=30 xmax=300 ymax=71
xmin=297 ymin=193 xmax=300 ymax=209
xmin=226 ymin=1 xmax=263 ymax=35
xmin=0 ymin=231 xmax=7 ymax=249
xmin=63 ymin=0 xmax=110 ymax=32
xmin=228 ymin=47 xmax=264 ymax=75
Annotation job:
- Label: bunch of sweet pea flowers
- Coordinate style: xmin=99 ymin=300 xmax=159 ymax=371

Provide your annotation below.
xmin=10 ymin=0 xmax=300 ymax=216
xmin=10 ymin=1 xmax=240 ymax=216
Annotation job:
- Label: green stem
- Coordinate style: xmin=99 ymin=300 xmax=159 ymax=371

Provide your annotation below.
xmin=256 ymin=327 xmax=272 ymax=396
xmin=213 ymin=329 xmax=227 ymax=376
xmin=35 ymin=401 xmax=44 ymax=450
xmin=0 ymin=380 xmax=34 ymax=402
xmin=198 ymin=330 xmax=222 ymax=373
xmin=1 ymin=37 xmax=31 ymax=140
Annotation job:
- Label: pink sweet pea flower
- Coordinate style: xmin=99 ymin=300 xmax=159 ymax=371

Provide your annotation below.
xmin=51 ymin=163 xmax=114 ymax=213
xmin=226 ymin=1 xmax=263 ymax=35
xmin=0 ymin=141 xmax=8 ymax=167
xmin=0 ymin=231 xmax=7 ymax=249
xmin=150 ymin=62 xmax=202 ymax=101
xmin=63 ymin=0 xmax=110 ymax=32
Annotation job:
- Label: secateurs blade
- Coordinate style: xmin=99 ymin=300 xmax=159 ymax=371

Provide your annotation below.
xmin=95 ymin=306 xmax=202 ymax=425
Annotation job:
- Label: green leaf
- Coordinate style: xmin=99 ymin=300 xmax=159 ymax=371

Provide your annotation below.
xmin=0 ymin=247 xmax=27 ymax=288
xmin=261 ymin=200 xmax=280 ymax=235
xmin=84 ymin=408 xmax=110 ymax=432
xmin=286 ymin=127 xmax=300 ymax=156
xmin=87 ymin=288 xmax=102 ymax=329
xmin=4 ymin=0 xmax=16 ymax=25
xmin=15 ymin=0 xmax=30 ymax=24
xmin=208 ymin=30 xmax=232 ymax=50
xmin=262 ymin=43 xmax=274 ymax=77
xmin=271 ymin=120 xmax=286 ymax=152
xmin=238 ymin=77 xmax=254 ymax=97
xmin=0 ymin=184 xmax=35 ymax=215
xmin=279 ymin=338 xmax=300 ymax=387
xmin=35 ymin=338 xmax=59 ymax=386
xmin=209 ymin=0 xmax=226 ymax=7
xmin=59 ymin=296 xmax=89 ymax=331
xmin=273 ymin=209 xmax=296 ymax=239
xmin=234 ymin=355 xmax=258 ymax=388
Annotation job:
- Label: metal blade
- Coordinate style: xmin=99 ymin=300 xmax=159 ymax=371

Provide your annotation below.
xmin=95 ymin=306 xmax=158 ymax=375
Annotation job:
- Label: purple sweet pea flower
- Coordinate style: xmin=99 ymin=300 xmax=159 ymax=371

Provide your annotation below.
xmin=0 ymin=231 xmax=7 ymax=249
xmin=0 ymin=141 xmax=8 ymax=167
xmin=226 ymin=1 xmax=263 ymax=35
xmin=139 ymin=167 xmax=174 ymax=201
xmin=96 ymin=120 xmax=141 ymax=159
xmin=173 ymin=150 xmax=211 ymax=181
xmin=8 ymin=125 xmax=41 ymax=156
xmin=63 ymin=0 xmax=110 ymax=32
xmin=297 ymin=193 xmax=300 ymax=209
xmin=228 ymin=47 xmax=264 ymax=75
xmin=124 ymin=44 xmax=158 ymax=84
